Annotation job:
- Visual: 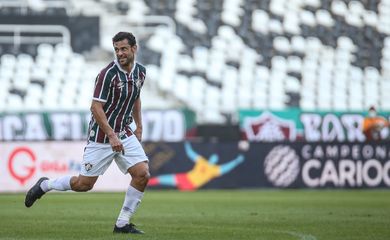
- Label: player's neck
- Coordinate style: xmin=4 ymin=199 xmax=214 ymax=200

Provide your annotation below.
xmin=124 ymin=62 xmax=134 ymax=74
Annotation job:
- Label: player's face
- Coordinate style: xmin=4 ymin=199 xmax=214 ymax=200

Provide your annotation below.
xmin=113 ymin=39 xmax=137 ymax=68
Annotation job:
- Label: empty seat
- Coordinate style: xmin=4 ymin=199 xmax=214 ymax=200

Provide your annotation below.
xmin=345 ymin=13 xmax=364 ymax=27
xmin=189 ymin=76 xmax=206 ymax=101
xmin=172 ymin=75 xmax=189 ymax=102
xmin=364 ymin=67 xmax=380 ymax=82
xmin=252 ymin=9 xmax=269 ymax=34
xmin=316 ymin=9 xmax=334 ymax=27
xmin=283 ymin=12 xmax=300 ymax=34
xmin=333 ymin=98 xmax=348 ymax=111
xmin=305 ymin=37 xmax=323 ymax=53
xmin=331 ymin=0 xmax=348 ymax=16
xmin=284 ymin=76 xmax=301 ymax=93
xmin=55 ymin=43 xmax=72 ymax=60
xmin=200 ymin=110 xmax=226 ymax=124
xmin=300 ymin=10 xmax=316 ymax=27
xmin=291 ymin=36 xmax=306 ymax=53
xmin=287 ymin=56 xmax=302 ymax=73
xmin=337 ymin=37 xmax=356 ymax=51
xmin=193 ymin=46 xmax=209 ymax=72
xmin=317 ymin=95 xmax=332 ymax=110
xmin=220 ymin=89 xmax=237 ymax=113
xmin=273 ymin=36 xmax=291 ymax=53
xmin=221 ymin=8 xmax=241 ymax=27
xmin=271 ymin=56 xmax=287 ymax=72
xmin=268 ymin=19 xmax=283 ymax=34
xmin=270 ymin=0 xmax=285 ymax=16
xmin=1 ymin=54 xmax=16 ymax=70
xmin=363 ymin=10 xmax=378 ymax=27
xmin=348 ymin=98 xmax=364 ymax=110
xmin=348 ymin=1 xmax=364 ymax=16
xmin=252 ymin=91 xmax=268 ymax=110
xmin=5 ymin=94 xmax=24 ymax=111
xmin=37 ymin=43 xmax=54 ymax=58
xmin=300 ymin=98 xmax=316 ymax=111
xmin=176 ymin=55 xmax=194 ymax=72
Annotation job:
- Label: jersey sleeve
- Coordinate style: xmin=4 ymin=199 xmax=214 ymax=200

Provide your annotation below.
xmin=136 ymin=66 xmax=146 ymax=99
xmin=93 ymin=70 xmax=113 ymax=102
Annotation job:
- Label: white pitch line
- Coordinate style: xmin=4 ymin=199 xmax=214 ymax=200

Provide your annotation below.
xmin=276 ymin=230 xmax=317 ymax=240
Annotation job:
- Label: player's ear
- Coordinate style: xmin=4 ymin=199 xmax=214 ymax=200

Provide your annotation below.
xmin=132 ymin=44 xmax=138 ymax=52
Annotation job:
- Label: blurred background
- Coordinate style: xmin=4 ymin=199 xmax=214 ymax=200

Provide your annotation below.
xmin=1 ymin=0 xmax=390 ymax=192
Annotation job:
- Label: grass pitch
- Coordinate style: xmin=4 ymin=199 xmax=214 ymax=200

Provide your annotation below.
xmin=0 ymin=190 xmax=389 ymax=240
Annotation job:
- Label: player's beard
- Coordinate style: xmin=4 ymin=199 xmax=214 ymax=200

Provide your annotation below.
xmin=118 ymin=55 xmax=133 ymax=69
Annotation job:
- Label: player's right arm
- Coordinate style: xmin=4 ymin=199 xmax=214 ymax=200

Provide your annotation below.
xmin=91 ymin=100 xmax=123 ymax=152
xmin=91 ymin=65 xmax=123 ymax=152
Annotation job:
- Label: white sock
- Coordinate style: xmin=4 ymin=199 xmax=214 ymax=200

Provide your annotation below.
xmin=40 ymin=180 xmax=50 ymax=192
xmin=40 ymin=176 xmax=72 ymax=192
xmin=116 ymin=185 xmax=144 ymax=227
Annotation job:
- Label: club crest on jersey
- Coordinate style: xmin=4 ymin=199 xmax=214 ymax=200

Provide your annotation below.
xmin=117 ymin=81 xmax=125 ymax=89
xmin=135 ymin=78 xmax=144 ymax=89
xmin=84 ymin=163 xmax=93 ymax=171
xmin=89 ymin=130 xmax=95 ymax=137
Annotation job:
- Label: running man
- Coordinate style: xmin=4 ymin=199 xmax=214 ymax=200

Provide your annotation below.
xmin=25 ymin=32 xmax=149 ymax=234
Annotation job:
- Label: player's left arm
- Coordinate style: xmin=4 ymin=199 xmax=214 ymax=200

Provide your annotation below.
xmin=132 ymin=97 xmax=143 ymax=142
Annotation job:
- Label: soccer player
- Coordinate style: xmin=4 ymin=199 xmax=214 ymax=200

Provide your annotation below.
xmin=24 ymin=32 xmax=150 ymax=234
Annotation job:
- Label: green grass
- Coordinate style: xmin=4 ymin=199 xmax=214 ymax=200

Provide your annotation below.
xmin=0 ymin=190 xmax=389 ymax=240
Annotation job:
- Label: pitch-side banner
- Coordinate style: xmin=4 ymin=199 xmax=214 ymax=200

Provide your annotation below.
xmin=239 ymin=109 xmax=390 ymax=142
xmin=1 ymin=141 xmax=390 ymax=192
xmin=146 ymin=141 xmax=390 ymax=189
xmin=0 ymin=142 xmax=130 ymax=192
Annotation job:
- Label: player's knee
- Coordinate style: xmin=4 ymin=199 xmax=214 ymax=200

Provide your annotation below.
xmin=143 ymin=170 xmax=151 ymax=183
xmin=134 ymin=169 xmax=150 ymax=185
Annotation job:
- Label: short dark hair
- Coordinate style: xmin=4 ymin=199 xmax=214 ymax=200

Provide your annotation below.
xmin=112 ymin=32 xmax=136 ymax=46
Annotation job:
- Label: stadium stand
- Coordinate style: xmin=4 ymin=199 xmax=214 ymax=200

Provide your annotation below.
xmin=0 ymin=0 xmax=389 ymax=123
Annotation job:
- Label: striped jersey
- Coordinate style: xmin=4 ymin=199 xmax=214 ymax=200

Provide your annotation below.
xmin=88 ymin=60 xmax=146 ymax=143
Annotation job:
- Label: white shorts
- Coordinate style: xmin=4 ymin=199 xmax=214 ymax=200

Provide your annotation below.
xmin=80 ymin=135 xmax=149 ymax=176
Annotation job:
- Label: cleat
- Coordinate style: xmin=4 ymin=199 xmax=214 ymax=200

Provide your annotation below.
xmin=25 ymin=177 xmax=48 ymax=208
xmin=113 ymin=223 xmax=144 ymax=234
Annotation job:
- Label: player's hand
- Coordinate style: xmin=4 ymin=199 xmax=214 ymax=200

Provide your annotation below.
xmin=108 ymin=134 xmax=124 ymax=153
xmin=134 ymin=128 xmax=142 ymax=142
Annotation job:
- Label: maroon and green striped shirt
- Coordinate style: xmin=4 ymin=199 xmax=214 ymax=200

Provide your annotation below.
xmin=88 ymin=60 xmax=146 ymax=143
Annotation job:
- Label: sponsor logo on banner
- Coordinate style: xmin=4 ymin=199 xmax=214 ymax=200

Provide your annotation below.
xmin=300 ymin=144 xmax=390 ymax=187
xmin=264 ymin=145 xmax=300 ymax=187
xmin=0 ymin=142 xmax=135 ymax=192
xmin=243 ymin=111 xmax=296 ymax=141
xmin=5 ymin=145 xmax=80 ymax=186
xmin=300 ymin=113 xmax=366 ymax=142
xmin=262 ymin=143 xmax=390 ymax=188
xmin=8 ymin=147 xmax=37 ymax=185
